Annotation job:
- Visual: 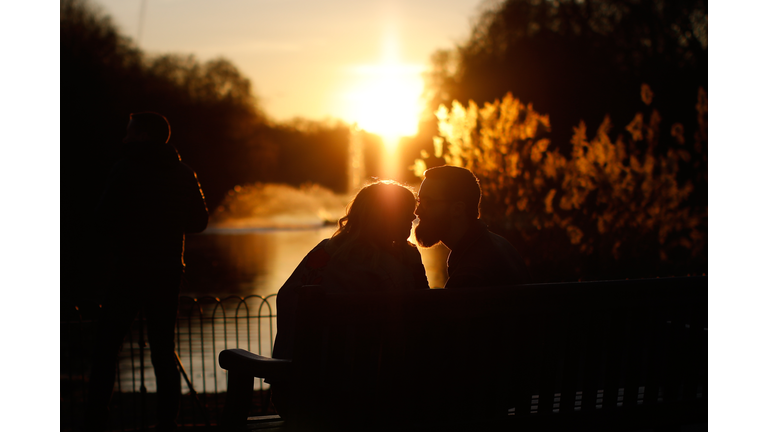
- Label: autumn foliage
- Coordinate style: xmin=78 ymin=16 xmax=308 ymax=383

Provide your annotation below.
xmin=413 ymin=87 xmax=707 ymax=282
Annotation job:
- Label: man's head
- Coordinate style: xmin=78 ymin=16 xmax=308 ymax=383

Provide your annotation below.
xmin=123 ymin=112 xmax=171 ymax=144
xmin=414 ymin=165 xmax=481 ymax=248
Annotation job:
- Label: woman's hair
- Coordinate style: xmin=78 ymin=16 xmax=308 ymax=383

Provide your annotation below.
xmin=332 ymin=180 xmax=416 ymax=251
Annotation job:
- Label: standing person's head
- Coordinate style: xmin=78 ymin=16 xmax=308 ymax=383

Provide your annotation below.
xmin=123 ymin=111 xmax=171 ymax=144
xmin=333 ymin=180 xmax=417 ymax=250
xmin=414 ymin=165 xmax=481 ymax=248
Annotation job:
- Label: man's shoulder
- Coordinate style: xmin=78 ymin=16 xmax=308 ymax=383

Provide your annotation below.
xmin=467 ymin=224 xmax=515 ymax=256
xmin=485 ymin=229 xmax=520 ymax=255
xmin=485 ymin=229 xmax=527 ymax=269
xmin=447 ymin=224 xmax=530 ymax=288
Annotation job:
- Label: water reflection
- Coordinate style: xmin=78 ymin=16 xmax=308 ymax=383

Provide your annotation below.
xmin=184 ymin=227 xmax=449 ymax=297
xmin=184 ymin=228 xmax=335 ymax=297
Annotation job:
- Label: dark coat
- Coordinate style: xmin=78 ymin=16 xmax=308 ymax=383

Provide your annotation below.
xmin=444 ymin=220 xmax=530 ymax=288
xmin=270 ymin=237 xmax=429 ymax=363
xmin=96 ymin=140 xmax=208 ymax=272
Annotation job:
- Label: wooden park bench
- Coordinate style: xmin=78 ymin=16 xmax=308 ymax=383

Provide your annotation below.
xmin=218 ymin=276 xmax=707 ymax=431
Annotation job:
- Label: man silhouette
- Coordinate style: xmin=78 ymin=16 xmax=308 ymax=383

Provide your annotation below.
xmin=84 ymin=112 xmax=208 ymax=431
xmin=414 ymin=165 xmax=530 ymax=288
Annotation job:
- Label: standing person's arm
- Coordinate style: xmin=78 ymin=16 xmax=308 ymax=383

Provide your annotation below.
xmin=181 ymin=164 xmax=208 ymax=234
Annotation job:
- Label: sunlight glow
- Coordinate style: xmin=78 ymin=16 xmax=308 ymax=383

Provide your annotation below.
xmin=345 ymin=64 xmax=424 ymax=146
xmin=341 ymin=29 xmax=425 ymax=150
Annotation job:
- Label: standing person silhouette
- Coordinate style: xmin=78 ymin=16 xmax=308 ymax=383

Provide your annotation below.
xmin=84 ymin=112 xmax=208 ymax=432
xmin=414 ymin=165 xmax=530 ymax=288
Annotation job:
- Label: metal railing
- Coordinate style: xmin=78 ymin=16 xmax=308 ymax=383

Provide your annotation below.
xmin=60 ymin=294 xmax=277 ymax=431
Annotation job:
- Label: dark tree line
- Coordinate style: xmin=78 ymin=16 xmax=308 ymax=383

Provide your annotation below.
xmin=404 ymin=0 xmax=706 ymax=175
xmin=61 ymin=0 xmax=377 ymax=299
xmin=62 ymin=0 xmax=359 ymax=209
xmin=421 ymin=0 xmax=707 ymax=146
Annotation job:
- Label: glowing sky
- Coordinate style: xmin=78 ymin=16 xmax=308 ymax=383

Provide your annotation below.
xmin=94 ymin=0 xmax=484 ymax=136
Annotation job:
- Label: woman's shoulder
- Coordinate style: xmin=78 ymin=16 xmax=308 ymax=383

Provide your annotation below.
xmin=302 ymin=238 xmax=332 ymax=270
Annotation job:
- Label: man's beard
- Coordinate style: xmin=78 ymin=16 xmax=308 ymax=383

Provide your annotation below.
xmin=414 ymin=214 xmax=450 ymax=248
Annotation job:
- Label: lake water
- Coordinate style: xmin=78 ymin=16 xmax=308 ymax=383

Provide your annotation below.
xmin=183 ymin=226 xmax=450 ymax=298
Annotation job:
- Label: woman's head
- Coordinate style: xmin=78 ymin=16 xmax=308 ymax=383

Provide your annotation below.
xmin=333 ymin=181 xmax=417 ymax=248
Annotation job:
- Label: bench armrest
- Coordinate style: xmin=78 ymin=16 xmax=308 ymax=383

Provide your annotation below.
xmin=219 ymin=349 xmax=292 ymax=430
xmin=219 ymin=348 xmax=292 ymax=382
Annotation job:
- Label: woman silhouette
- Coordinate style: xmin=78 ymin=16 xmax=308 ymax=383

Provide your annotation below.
xmin=268 ymin=180 xmax=429 ymax=418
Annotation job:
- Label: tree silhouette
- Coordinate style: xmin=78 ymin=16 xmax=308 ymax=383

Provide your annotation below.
xmin=419 ymin=0 xmax=707 ymax=152
xmin=61 ymin=0 xmax=371 ymax=300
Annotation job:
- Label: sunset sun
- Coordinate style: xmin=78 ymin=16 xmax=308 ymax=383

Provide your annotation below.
xmin=344 ymin=63 xmax=424 ymax=147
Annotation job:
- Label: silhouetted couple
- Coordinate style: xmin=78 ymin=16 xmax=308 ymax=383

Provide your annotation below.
xmin=84 ymin=112 xmax=208 ymax=432
xmin=269 ymin=165 xmax=530 ymax=419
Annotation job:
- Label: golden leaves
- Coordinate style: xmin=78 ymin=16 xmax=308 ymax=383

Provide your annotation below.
xmin=641 ymin=83 xmax=654 ymax=105
xmin=517 ymin=196 xmax=528 ymax=211
xmin=543 ymin=151 xmax=565 ymax=179
xmin=612 ymin=241 xmax=622 ymax=260
xmin=507 ymin=153 xmax=521 ymax=178
xmin=412 ymin=84 xmax=705 ymax=267
xmin=433 ymin=137 xmax=444 ymax=158
xmin=626 ymin=113 xmax=644 ymax=142
xmin=545 ymin=189 xmax=557 ymax=214
xmin=696 ymin=86 xmax=708 ymax=118
xmin=410 ymin=159 xmax=427 ymax=179
xmin=671 ymin=123 xmax=685 ymax=145
xmin=647 ymin=110 xmax=662 ymax=145
xmin=567 ymin=226 xmax=584 ymax=245
xmin=530 ymin=138 xmax=550 ymax=163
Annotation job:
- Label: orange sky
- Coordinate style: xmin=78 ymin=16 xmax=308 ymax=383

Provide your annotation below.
xmin=94 ymin=0 xmax=484 ymax=139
